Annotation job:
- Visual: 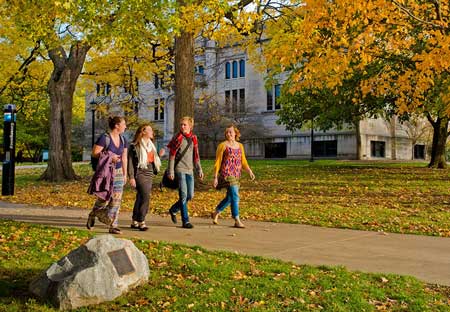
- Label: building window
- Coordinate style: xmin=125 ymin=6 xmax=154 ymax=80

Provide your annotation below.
xmin=154 ymin=74 xmax=159 ymax=89
xmin=239 ymin=88 xmax=245 ymax=112
xmin=265 ymin=142 xmax=287 ymax=158
xmin=225 ymin=90 xmax=231 ymax=112
xmin=225 ymin=89 xmax=246 ymax=113
xmin=232 ymin=89 xmax=238 ymax=112
xmin=154 ymin=98 xmax=164 ymax=121
xmin=274 ymin=84 xmax=281 ymax=110
xmin=267 ymin=89 xmax=273 ymax=111
xmin=267 ymin=85 xmax=282 ymax=111
xmin=239 ymin=59 xmax=245 ymax=77
xmin=225 ymin=62 xmax=231 ymax=79
xmin=371 ymin=141 xmax=385 ymax=158
xmin=313 ymin=140 xmax=337 ymax=157
xmin=414 ymin=144 xmax=425 ymax=159
xmin=96 ymin=83 xmax=111 ymax=96
xmin=232 ymin=61 xmax=238 ymax=78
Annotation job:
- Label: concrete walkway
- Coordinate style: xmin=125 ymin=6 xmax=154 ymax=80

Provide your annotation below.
xmin=0 ymin=201 xmax=449 ymax=286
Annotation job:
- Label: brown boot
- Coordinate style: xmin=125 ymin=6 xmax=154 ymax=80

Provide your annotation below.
xmin=211 ymin=211 xmax=220 ymax=225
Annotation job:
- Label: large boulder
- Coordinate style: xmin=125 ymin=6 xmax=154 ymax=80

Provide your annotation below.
xmin=29 ymin=235 xmax=149 ymax=310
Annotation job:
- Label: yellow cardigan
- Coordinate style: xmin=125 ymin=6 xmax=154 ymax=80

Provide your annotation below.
xmin=214 ymin=141 xmax=250 ymax=176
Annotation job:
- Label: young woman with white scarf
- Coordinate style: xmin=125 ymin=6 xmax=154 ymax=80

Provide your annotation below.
xmin=128 ymin=124 xmax=164 ymax=231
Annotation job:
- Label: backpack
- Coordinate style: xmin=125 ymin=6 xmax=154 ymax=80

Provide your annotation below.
xmin=91 ymin=133 xmax=125 ymax=171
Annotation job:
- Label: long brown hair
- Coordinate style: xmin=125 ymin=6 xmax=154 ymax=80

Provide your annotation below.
xmin=132 ymin=123 xmax=153 ymax=146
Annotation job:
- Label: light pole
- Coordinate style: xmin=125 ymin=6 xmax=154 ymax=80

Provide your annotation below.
xmin=310 ymin=117 xmax=314 ymax=162
xmin=90 ymin=98 xmax=97 ymax=147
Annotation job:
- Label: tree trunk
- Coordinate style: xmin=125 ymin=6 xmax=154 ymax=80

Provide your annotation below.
xmin=354 ymin=119 xmax=362 ymax=160
xmin=174 ymin=30 xmax=195 ymax=133
xmin=427 ymin=115 xmax=448 ymax=169
xmin=40 ymin=43 xmax=90 ymax=181
xmin=390 ymin=116 xmax=396 ymax=160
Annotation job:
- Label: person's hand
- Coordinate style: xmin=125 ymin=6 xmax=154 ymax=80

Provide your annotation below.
xmin=169 ymin=174 xmax=174 ymax=180
xmin=123 ymin=176 xmax=127 ymax=185
xmin=249 ymin=170 xmax=255 ymax=181
xmin=111 ymin=155 xmax=121 ymax=164
xmin=199 ymin=172 xmax=204 ymax=181
xmin=213 ymin=177 xmax=218 ymax=188
xmin=129 ymin=178 xmax=136 ymax=188
xmin=159 ymin=148 xmax=166 ymax=157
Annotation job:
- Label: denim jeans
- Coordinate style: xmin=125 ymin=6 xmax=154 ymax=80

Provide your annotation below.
xmin=169 ymin=172 xmax=194 ymax=224
xmin=215 ymin=184 xmax=240 ymax=218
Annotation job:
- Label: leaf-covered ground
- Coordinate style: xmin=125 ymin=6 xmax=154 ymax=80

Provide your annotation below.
xmin=1 ymin=220 xmax=449 ymax=311
xmin=2 ymin=160 xmax=449 ymax=237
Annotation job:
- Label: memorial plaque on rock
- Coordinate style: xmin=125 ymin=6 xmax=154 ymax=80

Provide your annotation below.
xmin=108 ymin=248 xmax=135 ymax=276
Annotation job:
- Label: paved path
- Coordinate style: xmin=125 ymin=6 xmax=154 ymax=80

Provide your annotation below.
xmin=0 ymin=201 xmax=449 ymax=286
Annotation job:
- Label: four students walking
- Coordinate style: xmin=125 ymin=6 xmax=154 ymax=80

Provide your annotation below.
xmin=87 ymin=116 xmax=254 ymax=233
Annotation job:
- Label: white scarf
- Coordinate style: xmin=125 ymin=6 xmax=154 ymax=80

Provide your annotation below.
xmin=137 ymin=138 xmax=161 ymax=171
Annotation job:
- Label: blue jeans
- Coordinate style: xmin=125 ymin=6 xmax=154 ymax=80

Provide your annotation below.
xmin=169 ymin=172 xmax=194 ymax=224
xmin=215 ymin=185 xmax=240 ymax=218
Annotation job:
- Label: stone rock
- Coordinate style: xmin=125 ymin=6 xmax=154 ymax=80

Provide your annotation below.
xmin=29 ymin=235 xmax=149 ymax=310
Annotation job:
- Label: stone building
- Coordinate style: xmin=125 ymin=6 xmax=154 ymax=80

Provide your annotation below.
xmin=84 ymin=39 xmax=429 ymax=161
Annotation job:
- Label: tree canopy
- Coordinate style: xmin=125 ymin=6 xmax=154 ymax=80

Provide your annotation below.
xmin=259 ymin=0 xmax=450 ymax=167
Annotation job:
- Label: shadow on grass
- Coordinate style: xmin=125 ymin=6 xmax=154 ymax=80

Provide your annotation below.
xmin=0 ymin=267 xmax=42 ymax=302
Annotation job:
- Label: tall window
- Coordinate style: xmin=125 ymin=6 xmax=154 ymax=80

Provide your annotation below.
xmin=267 ymin=85 xmax=282 ymax=111
xmin=274 ymin=84 xmax=281 ymax=110
xmin=225 ymin=89 xmax=245 ymax=113
xmin=225 ymin=62 xmax=231 ymax=79
xmin=239 ymin=88 xmax=245 ymax=112
xmin=267 ymin=89 xmax=273 ymax=111
xmin=239 ymin=59 xmax=245 ymax=77
xmin=232 ymin=89 xmax=238 ymax=112
xmin=154 ymin=98 xmax=164 ymax=121
xmin=225 ymin=90 xmax=231 ymax=112
xmin=232 ymin=61 xmax=238 ymax=78
xmin=154 ymin=74 xmax=159 ymax=89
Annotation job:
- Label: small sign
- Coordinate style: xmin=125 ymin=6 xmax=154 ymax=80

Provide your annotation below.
xmin=4 ymin=112 xmax=11 ymax=122
xmin=107 ymin=248 xmax=135 ymax=277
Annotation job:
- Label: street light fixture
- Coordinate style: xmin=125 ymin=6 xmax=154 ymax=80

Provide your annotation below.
xmin=90 ymin=98 xmax=97 ymax=147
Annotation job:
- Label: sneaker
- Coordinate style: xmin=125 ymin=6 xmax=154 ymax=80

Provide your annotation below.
xmin=139 ymin=222 xmax=149 ymax=231
xmin=234 ymin=218 xmax=245 ymax=229
xmin=131 ymin=221 xmax=139 ymax=229
xmin=182 ymin=222 xmax=194 ymax=229
xmin=109 ymin=227 xmax=122 ymax=234
xmin=211 ymin=211 xmax=219 ymax=225
xmin=86 ymin=212 xmax=95 ymax=230
xmin=169 ymin=210 xmax=177 ymax=224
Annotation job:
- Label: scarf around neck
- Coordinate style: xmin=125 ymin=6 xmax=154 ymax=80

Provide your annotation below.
xmin=136 ymin=138 xmax=161 ymax=171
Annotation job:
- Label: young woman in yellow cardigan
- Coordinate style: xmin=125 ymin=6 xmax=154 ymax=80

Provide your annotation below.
xmin=211 ymin=125 xmax=255 ymax=228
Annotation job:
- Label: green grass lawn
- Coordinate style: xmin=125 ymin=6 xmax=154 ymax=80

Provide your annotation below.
xmin=1 ymin=160 xmax=449 ymax=237
xmin=1 ymin=220 xmax=449 ymax=311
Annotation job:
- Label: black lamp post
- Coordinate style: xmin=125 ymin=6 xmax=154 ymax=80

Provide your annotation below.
xmin=90 ymin=98 xmax=97 ymax=147
xmin=310 ymin=117 xmax=314 ymax=162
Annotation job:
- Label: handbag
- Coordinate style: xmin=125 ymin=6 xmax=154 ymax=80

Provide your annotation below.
xmin=160 ymin=138 xmax=192 ymax=190
xmin=215 ymin=175 xmax=230 ymax=190
xmin=161 ymin=169 xmax=178 ymax=189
